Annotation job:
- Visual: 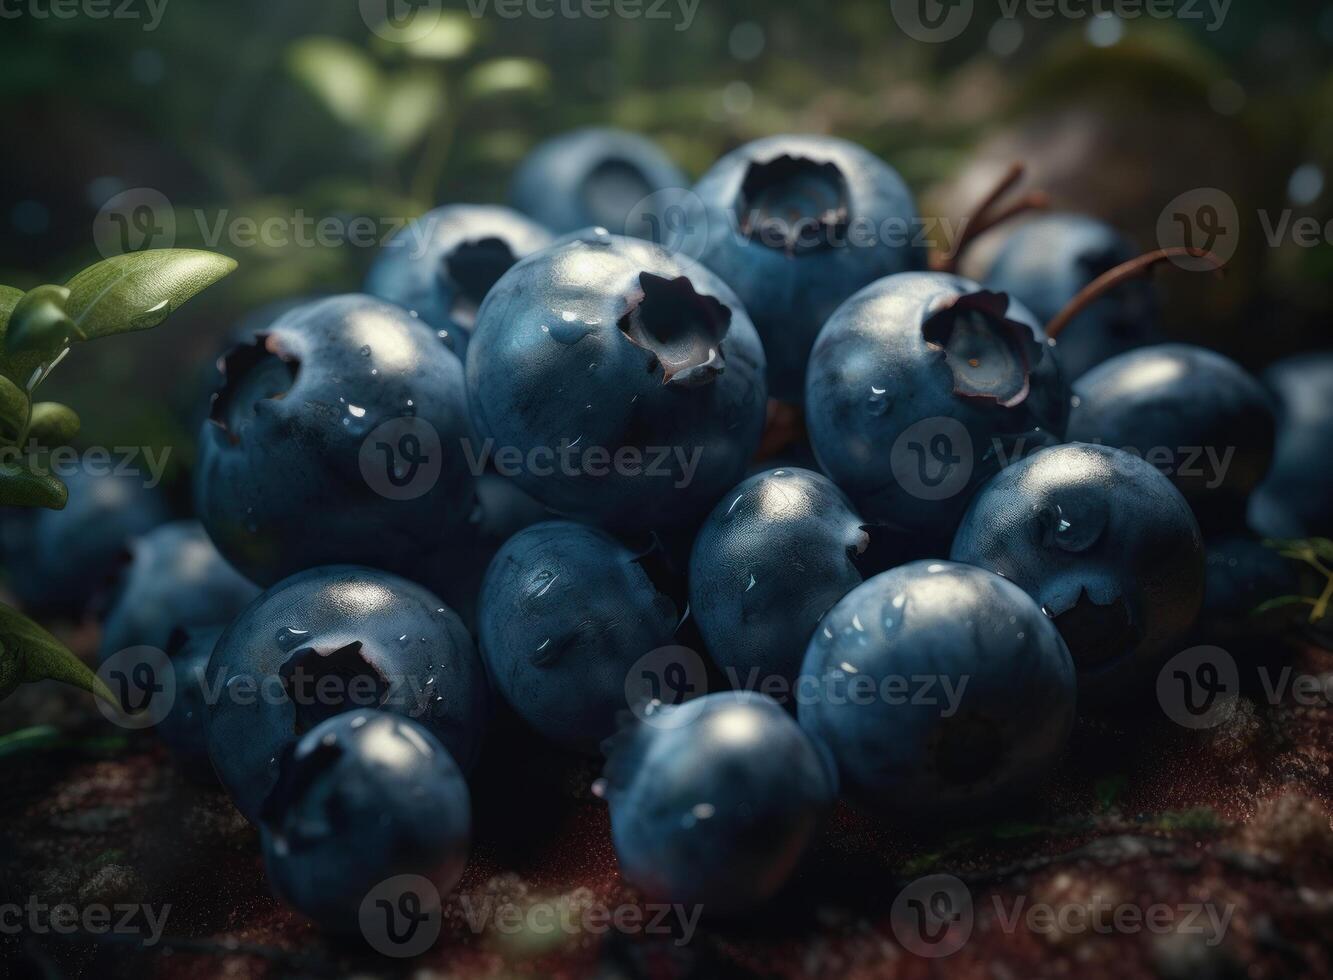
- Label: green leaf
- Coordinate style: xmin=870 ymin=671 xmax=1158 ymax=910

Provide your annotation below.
xmin=380 ymin=68 xmax=444 ymax=153
xmin=62 ymin=250 xmax=237 ymax=342
xmin=0 ymin=373 xmax=30 ymax=444
xmin=288 ymin=36 xmax=384 ymax=130
xmin=397 ymin=12 xmax=477 ymax=61
xmin=1252 ymin=594 xmax=1317 ymax=616
xmin=463 ymin=58 xmax=550 ymax=99
xmin=5 ymin=284 xmax=73 ymax=356
xmin=0 ymin=605 xmax=115 ymax=703
xmin=287 ymin=37 xmax=442 ymax=153
xmin=0 ymin=462 xmax=67 ymax=509
xmin=26 ymin=402 xmax=79 ymax=446
xmin=0 ymin=286 xmax=52 ymax=391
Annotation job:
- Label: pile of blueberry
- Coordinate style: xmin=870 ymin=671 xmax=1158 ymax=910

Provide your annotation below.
xmin=31 ymin=128 xmax=1333 ymax=934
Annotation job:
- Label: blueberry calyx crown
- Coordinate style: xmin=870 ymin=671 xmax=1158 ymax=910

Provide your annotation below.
xmin=208 ymin=334 xmax=299 ymax=445
xmin=618 ymin=272 xmax=731 ymax=387
xmin=277 ymin=640 xmax=390 ymax=735
xmin=442 ymin=237 xmax=518 ymax=329
xmin=735 ymin=155 xmax=851 ymax=256
xmin=922 ymin=290 xmax=1042 ymax=408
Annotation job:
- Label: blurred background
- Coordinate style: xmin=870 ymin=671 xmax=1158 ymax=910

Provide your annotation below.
xmin=2 ymin=0 xmax=1332 ymax=497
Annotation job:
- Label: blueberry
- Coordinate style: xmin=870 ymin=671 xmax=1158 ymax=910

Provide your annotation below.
xmin=601 ymin=691 xmax=834 ymax=914
xmin=364 ymin=204 xmax=553 ymax=358
xmin=98 ymin=520 xmax=260 ymax=663
xmin=478 ymin=521 xmax=681 ymax=752
xmin=420 ymin=473 xmax=552 ymax=632
xmin=260 ymin=709 xmax=470 ymax=935
xmin=156 ymin=625 xmax=226 ymax=776
xmin=688 ymin=467 xmax=873 ymax=700
xmin=985 ymin=214 xmax=1155 ymax=379
xmin=194 ymin=295 xmax=476 ymax=587
xmin=1 ymin=464 xmax=169 ymax=616
xmin=205 ymin=565 xmax=487 ymax=823
xmin=1067 ymin=344 xmax=1276 ymax=532
xmin=797 ymin=561 xmax=1075 ymax=820
xmin=806 ymin=272 xmax=1068 ymax=547
xmin=693 ymin=135 xmax=925 ymax=400
xmin=1249 ymin=352 xmax=1333 ymax=538
xmin=950 ymin=443 xmax=1204 ymax=702
xmin=510 ymin=127 xmax=687 ymax=236
xmin=466 ymin=234 xmax=766 ymax=532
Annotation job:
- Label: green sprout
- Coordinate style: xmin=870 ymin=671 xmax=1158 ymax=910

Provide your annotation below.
xmin=1254 ymin=538 xmax=1333 ymax=627
xmin=0 ymin=248 xmax=236 ymax=702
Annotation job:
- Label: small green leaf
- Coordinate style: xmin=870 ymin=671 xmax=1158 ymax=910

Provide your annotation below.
xmin=0 ymin=373 xmax=30 ymax=444
xmin=0 ymin=605 xmax=115 ymax=703
xmin=26 ymin=402 xmax=79 ymax=446
xmin=398 ymin=12 xmax=477 ymax=61
xmin=463 ymin=58 xmax=550 ymax=99
xmin=288 ymin=36 xmax=384 ymax=130
xmin=62 ymin=249 xmax=237 ymax=342
xmin=5 ymin=284 xmax=73 ymax=356
xmin=1252 ymin=594 xmax=1317 ymax=616
xmin=0 ymin=286 xmax=52 ymax=391
xmin=0 ymin=462 xmax=67 ymax=509
xmin=379 ymin=68 xmax=444 ymax=152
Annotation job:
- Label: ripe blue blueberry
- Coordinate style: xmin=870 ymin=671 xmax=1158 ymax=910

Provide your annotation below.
xmin=1249 ymin=352 xmax=1333 ymax=539
xmin=688 ymin=467 xmax=874 ymax=700
xmin=806 ymin=272 xmax=1068 ymax=547
xmin=797 ymin=561 xmax=1075 ymax=821
xmin=364 ymin=204 xmax=553 ymax=358
xmin=194 ymin=295 xmax=475 ymax=587
xmin=205 ymin=565 xmax=487 ymax=823
xmin=694 ymin=135 xmax=925 ymax=400
xmin=1067 ymin=344 xmax=1275 ymax=532
xmin=950 ymin=443 xmax=1204 ymax=702
xmin=510 ymin=127 xmax=687 ymax=236
xmin=156 ymin=625 xmax=225 ymax=776
xmin=465 ymin=234 xmax=766 ymax=532
xmin=985 ymin=213 xmax=1155 ymax=379
xmin=601 ymin=691 xmax=834 ymax=915
xmin=420 ymin=473 xmax=551 ymax=632
xmin=1 ymin=464 xmax=168 ymax=616
xmin=98 ymin=520 xmax=260 ymax=663
xmin=478 ymin=521 xmax=680 ymax=752
xmin=260 ymin=709 xmax=470 ymax=935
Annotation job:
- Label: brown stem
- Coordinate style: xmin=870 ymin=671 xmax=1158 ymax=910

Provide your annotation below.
xmin=931 ymin=163 xmax=1049 ymax=274
xmin=1045 ymin=247 xmax=1226 ymax=340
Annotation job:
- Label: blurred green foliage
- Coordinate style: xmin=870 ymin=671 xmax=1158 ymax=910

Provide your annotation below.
xmin=1 ymin=0 xmax=1332 ymax=469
